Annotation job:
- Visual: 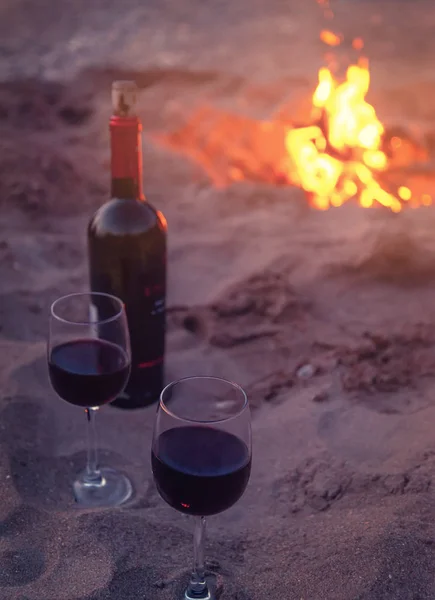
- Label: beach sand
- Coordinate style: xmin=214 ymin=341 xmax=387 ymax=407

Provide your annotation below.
xmin=2 ymin=0 xmax=435 ymax=598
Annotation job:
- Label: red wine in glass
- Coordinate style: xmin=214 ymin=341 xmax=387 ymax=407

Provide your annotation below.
xmin=48 ymin=291 xmax=133 ymax=508
xmin=151 ymin=376 xmax=251 ymax=600
xmin=49 ymin=338 xmax=130 ymax=408
xmin=152 ymin=426 xmax=251 ymax=516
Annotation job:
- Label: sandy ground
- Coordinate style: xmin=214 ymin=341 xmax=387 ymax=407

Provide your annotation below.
xmin=2 ymin=0 xmax=435 ymax=598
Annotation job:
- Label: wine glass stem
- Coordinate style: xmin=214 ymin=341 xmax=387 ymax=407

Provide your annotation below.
xmin=187 ymin=516 xmax=208 ymax=597
xmin=84 ymin=407 xmax=102 ymax=483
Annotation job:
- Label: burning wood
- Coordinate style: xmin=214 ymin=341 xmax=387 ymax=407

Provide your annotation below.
xmin=153 ymin=21 xmax=435 ymax=212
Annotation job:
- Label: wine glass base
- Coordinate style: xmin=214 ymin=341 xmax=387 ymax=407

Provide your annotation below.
xmin=184 ymin=586 xmax=212 ymax=600
xmin=73 ymin=467 xmax=133 ymax=508
xmin=184 ymin=591 xmax=212 ymax=600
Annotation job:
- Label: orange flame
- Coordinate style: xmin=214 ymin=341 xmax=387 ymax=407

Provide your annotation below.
xmin=284 ymin=50 xmax=432 ymax=211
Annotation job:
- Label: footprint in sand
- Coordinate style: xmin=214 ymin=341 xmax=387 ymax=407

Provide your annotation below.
xmin=0 ymin=500 xmax=113 ymax=598
xmin=0 ymin=547 xmax=46 ymax=587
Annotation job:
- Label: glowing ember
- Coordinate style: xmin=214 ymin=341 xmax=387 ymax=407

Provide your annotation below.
xmin=320 ymin=30 xmax=342 ymax=47
xmin=352 ymin=38 xmax=364 ymax=51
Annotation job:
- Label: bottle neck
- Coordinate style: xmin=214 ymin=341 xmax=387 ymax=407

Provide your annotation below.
xmin=110 ymin=115 xmax=144 ymax=200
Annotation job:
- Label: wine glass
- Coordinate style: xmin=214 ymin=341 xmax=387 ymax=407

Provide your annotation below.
xmin=152 ymin=376 xmax=251 ymax=599
xmin=48 ymin=292 xmax=133 ymax=508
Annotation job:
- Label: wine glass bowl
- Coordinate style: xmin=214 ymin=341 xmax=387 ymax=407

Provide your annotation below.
xmin=48 ymin=292 xmax=133 ymax=508
xmin=151 ymin=376 xmax=251 ymax=600
xmin=49 ymin=292 xmax=130 ymax=408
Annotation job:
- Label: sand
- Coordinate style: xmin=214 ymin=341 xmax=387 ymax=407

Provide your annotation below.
xmin=2 ymin=0 xmax=435 ymax=598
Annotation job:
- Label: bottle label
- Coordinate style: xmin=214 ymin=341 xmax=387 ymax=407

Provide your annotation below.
xmin=89 ymin=273 xmax=165 ymax=369
xmin=138 ymin=356 xmax=164 ymax=369
xmin=134 ymin=285 xmax=166 ymax=368
xmin=122 ymin=271 xmax=166 ymax=372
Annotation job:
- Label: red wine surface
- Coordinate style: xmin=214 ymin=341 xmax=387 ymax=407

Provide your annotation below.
xmin=152 ymin=426 xmax=251 ymax=516
xmin=49 ymin=338 xmax=130 ymax=407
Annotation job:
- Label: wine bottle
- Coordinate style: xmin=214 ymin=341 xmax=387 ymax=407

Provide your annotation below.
xmin=87 ymin=81 xmax=167 ymax=409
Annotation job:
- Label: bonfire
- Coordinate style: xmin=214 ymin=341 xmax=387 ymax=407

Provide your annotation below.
xmin=155 ymin=0 xmax=435 ymax=212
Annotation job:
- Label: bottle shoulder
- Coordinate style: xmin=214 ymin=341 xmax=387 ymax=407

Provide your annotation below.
xmin=88 ymin=198 xmax=166 ymax=237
